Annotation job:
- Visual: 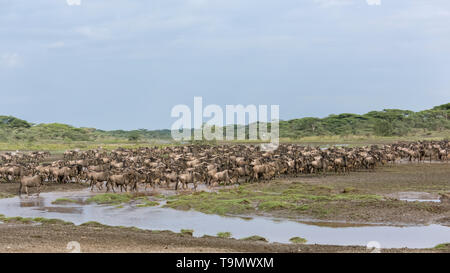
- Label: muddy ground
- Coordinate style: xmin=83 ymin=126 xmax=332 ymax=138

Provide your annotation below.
xmin=272 ymin=163 xmax=450 ymax=225
xmin=165 ymin=163 xmax=450 ymax=226
xmin=0 ymin=220 xmax=448 ymax=253
xmin=0 ymin=163 xmax=449 ymax=253
xmin=0 ymin=181 xmax=87 ymax=198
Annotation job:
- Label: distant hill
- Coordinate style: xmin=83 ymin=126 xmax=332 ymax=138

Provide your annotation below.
xmin=0 ymin=103 xmax=449 ymax=143
xmin=280 ymin=103 xmax=450 ymax=138
xmin=0 ymin=116 xmax=172 ymax=143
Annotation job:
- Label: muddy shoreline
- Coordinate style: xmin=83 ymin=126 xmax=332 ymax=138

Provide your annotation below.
xmin=0 ymin=220 xmax=448 ymax=253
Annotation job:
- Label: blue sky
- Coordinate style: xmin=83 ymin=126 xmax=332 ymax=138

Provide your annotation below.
xmin=0 ymin=0 xmax=449 ymax=130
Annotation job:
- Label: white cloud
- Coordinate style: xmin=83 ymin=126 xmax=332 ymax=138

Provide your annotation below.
xmin=314 ymin=0 xmax=381 ymax=7
xmin=0 ymin=53 xmax=21 ymax=68
xmin=366 ymin=0 xmax=381 ymax=6
xmin=67 ymin=0 xmax=81 ymax=6
xmin=314 ymin=0 xmax=353 ymax=8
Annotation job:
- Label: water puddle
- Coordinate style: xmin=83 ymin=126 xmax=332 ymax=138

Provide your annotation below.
xmin=297 ymin=220 xmax=378 ymax=228
xmin=0 ymin=190 xmax=449 ymax=249
xmin=35 ymin=207 xmax=83 ymax=214
xmin=389 ymin=192 xmax=442 ymax=203
xmin=400 ymin=199 xmax=441 ymax=203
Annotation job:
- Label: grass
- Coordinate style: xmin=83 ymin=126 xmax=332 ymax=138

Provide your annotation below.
xmin=86 ymin=193 xmax=133 ymax=205
xmin=165 ymin=192 xmax=254 ymax=215
xmin=156 ymin=164 xmax=450 ymax=225
xmin=0 ymin=215 xmax=34 ymax=223
xmin=117 ymin=225 xmax=143 ymax=231
xmin=136 ymin=200 xmax=160 ymax=208
xmin=33 ymin=217 xmax=74 ymax=225
xmin=164 ymin=182 xmax=383 ymax=218
xmin=0 ymin=140 xmax=173 ymax=152
xmin=80 ymin=221 xmax=109 ymax=227
xmin=258 ymin=201 xmax=297 ymax=211
xmin=162 ymin=165 xmax=449 ymax=224
xmin=290 ymin=237 xmax=307 ymax=244
xmin=84 ymin=193 xmax=161 ymax=207
xmin=180 ymin=229 xmax=194 ymax=236
xmin=217 ymin=232 xmax=232 ymax=238
xmin=0 ymin=215 xmax=74 ymax=225
xmin=241 ymin=235 xmax=267 ymax=242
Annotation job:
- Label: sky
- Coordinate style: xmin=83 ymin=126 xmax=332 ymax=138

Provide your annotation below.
xmin=0 ymin=0 xmax=449 ymax=130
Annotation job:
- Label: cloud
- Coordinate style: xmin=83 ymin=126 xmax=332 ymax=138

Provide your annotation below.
xmin=0 ymin=53 xmax=21 ymax=68
xmin=67 ymin=0 xmax=81 ymax=6
xmin=314 ymin=0 xmax=353 ymax=8
xmin=314 ymin=0 xmax=381 ymax=7
xmin=366 ymin=0 xmax=381 ymax=6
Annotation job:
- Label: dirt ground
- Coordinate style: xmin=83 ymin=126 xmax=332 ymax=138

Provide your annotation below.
xmin=0 ymin=181 xmax=87 ymax=197
xmin=0 ymin=221 xmax=448 ymax=253
xmin=0 ymin=163 xmax=449 ymax=253
xmin=265 ymin=163 xmax=450 ymax=225
xmin=163 ymin=163 xmax=450 ymax=226
xmin=301 ymin=163 xmax=450 ymax=195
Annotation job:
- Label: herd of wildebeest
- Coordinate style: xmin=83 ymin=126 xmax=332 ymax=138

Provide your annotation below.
xmin=0 ymin=141 xmax=448 ymax=196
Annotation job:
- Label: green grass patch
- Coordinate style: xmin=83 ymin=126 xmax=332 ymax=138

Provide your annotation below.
xmin=164 ymin=182 xmax=383 ymax=218
xmin=289 ymin=237 xmax=307 ymax=244
xmin=217 ymin=232 xmax=232 ymax=238
xmin=258 ymin=201 xmax=296 ymax=211
xmin=180 ymin=229 xmax=194 ymax=236
xmin=86 ymin=193 xmax=133 ymax=205
xmin=165 ymin=192 xmax=254 ymax=215
xmin=85 ymin=193 xmax=161 ymax=207
xmin=116 ymin=225 xmax=143 ymax=231
xmin=80 ymin=221 xmax=109 ymax=227
xmin=136 ymin=197 xmax=159 ymax=208
xmin=0 ymin=216 xmax=34 ymax=223
xmin=33 ymin=217 xmax=73 ymax=225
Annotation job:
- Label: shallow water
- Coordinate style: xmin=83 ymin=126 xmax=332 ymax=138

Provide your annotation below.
xmin=400 ymin=198 xmax=441 ymax=203
xmin=0 ymin=190 xmax=448 ymax=249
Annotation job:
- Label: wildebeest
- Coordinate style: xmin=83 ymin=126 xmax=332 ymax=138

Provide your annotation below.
xmin=18 ymin=174 xmax=45 ymax=196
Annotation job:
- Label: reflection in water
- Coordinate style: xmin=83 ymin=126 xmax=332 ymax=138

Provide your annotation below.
xmin=238 ymin=216 xmax=254 ymax=221
xmin=20 ymin=198 xmax=44 ymax=208
xmin=35 ymin=207 xmax=83 ymax=214
xmin=298 ymin=220 xmax=378 ymax=228
xmin=0 ymin=190 xmax=449 ymax=248
xmin=400 ymin=199 xmax=441 ymax=203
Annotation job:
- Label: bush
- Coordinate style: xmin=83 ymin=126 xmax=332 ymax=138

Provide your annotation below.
xmin=217 ymin=232 xmax=232 ymax=238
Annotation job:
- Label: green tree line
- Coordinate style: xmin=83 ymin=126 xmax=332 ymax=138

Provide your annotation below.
xmin=0 ymin=103 xmax=448 ymax=143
